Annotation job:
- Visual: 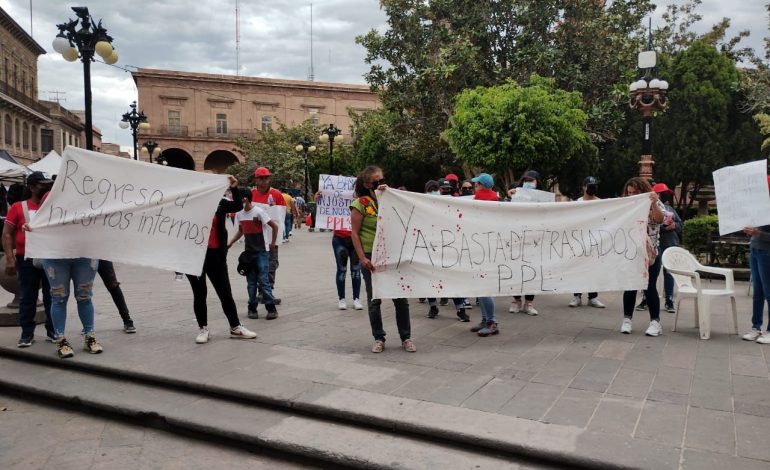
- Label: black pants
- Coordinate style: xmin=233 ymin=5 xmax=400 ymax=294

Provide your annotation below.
xmin=514 ymin=295 xmax=535 ymax=302
xmin=17 ymin=255 xmax=54 ymax=339
xmin=574 ymin=292 xmax=598 ymax=299
xmin=97 ymin=260 xmax=131 ymax=322
xmin=361 ymin=252 xmax=410 ymax=342
xmin=186 ymin=249 xmax=240 ymax=329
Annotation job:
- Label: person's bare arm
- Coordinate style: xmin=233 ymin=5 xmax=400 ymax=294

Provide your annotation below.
xmin=2 ymin=224 xmax=16 ymax=275
xmin=227 ymin=226 xmax=243 ymax=249
xmin=267 ymin=219 xmax=279 ymax=249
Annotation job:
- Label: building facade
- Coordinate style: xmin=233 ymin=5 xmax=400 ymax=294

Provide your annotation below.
xmin=133 ymin=68 xmax=380 ymax=172
xmin=0 ymin=7 xmax=49 ymax=165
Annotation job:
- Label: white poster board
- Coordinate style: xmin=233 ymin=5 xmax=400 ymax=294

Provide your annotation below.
xmin=510 ymin=188 xmax=556 ymax=203
xmin=316 ymin=174 xmax=356 ymax=231
xmin=254 ymin=203 xmax=286 ymax=247
xmin=26 ymin=146 xmax=229 ymax=275
xmin=713 ymin=160 xmax=770 ymax=235
xmin=371 ymin=190 xmax=651 ymax=299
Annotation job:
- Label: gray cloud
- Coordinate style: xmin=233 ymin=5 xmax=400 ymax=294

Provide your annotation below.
xmin=0 ymin=1 xmax=767 ymax=149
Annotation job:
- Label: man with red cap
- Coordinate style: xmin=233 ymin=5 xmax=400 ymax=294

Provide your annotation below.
xmin=251 ymin=167 xmax=286 ymax=303
xmin=445 ymin=173 xmax=460 ymax=196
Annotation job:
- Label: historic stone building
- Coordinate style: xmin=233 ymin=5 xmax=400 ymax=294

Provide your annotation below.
xmin=0 ymin=8 xmax=49 ymax=165
xmin=133 ymin=68 xmax=380 ymax=172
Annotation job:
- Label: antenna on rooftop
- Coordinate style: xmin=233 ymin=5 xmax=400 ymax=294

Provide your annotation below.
xmin=45 ymin=90 xmax=66 ymax=104
xmin=235 ymin=0 xmax=241 ymax=76
xmin=308 ymin=2 xmax=315 ymax=81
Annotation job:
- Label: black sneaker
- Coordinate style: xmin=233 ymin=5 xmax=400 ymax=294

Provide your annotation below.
xmin=17 ymin=336 xmax=34 ymax=348
xmin=456 ymin=308 xmax=470 ymax=322
xmin=427 ymin=306 xmax=439 ymax=319
xmin=418 ymin=298 xmax=426 ymax=304
xmin=439 ymin=298 xmax=449 ymax=306
xmin=123 ymin=320 xmax=136 ymax=334
xmin=266 ymin=308 xmax=278 ymax=320
xmin=470 ymin=321 xmax=486 ymax=332
xmin=248 ymin=307 xmax=259 ymax=319
xmin=635 ymin=300 xmax=647 ymax=311
xmin=665 ymin=301 xmax=675 ymax=313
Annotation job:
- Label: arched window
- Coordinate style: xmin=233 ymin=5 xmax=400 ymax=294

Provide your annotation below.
xmin=14 ymin=119 xmax=20 ymax=148
xmin=31 ymin=125 xmax=37 ymax=151
xmin=3 ymin=115 xmax=10 ymax=145
xmin=22 ymin=122 xmax=29 ymax=149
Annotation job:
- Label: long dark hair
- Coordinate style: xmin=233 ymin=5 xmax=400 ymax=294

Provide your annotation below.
xmin=354 ymin=165 xmax=382 ymax=197
xmin=622 ymin=177 xmax=652 ymax=196
xmin=518 ymin=170 xmax=542 ymax=190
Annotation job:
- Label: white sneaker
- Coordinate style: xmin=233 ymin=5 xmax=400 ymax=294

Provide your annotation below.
xmin=230 ymin=325 xmax=257 ymax=339
xmin=353 ymin=298 xmax=363 ymax=310
xmin=338 ymin=299 xmax=348 ymax=310
xmin=524 ymin=302 xmax=538 ymax=316
xmin=743 ymin=329 xmax=762 ymax=341
xmin=569 ymin=296 xmax=581 ymax=308
xmin=620 ymin=318 xmax=633 ymax=334
xmin=509 ymin=300 xmax=522 ymax=313
xmin=195 ymin=327 xmax=210 ymax=344
xmin=645 ymin=320 xmax=662 ymax=337
xmin=588 ymin=298 xmax=606 ymax=308
xmin=756 ymin=333 xmax=770 ymax=344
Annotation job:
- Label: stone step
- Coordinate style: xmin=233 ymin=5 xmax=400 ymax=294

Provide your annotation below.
xmin=0 ymin=355 xmax=554 ymax=470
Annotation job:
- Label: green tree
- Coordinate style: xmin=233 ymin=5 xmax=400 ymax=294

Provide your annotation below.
xmin=755 ymin=113 xmax=770 ymax=156
xmin=443 ymin=76 xmax=597 ymax=190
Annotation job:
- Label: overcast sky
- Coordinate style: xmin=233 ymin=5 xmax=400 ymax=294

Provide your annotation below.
xmin=0 ymin=0 xmax=767 ymax=149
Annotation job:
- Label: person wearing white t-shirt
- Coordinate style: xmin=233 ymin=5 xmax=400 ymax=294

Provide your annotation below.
xmin=569 ymin=176 xmax=606 ymax=309
xmin=229 ymin=189 xmax=279 ymax=320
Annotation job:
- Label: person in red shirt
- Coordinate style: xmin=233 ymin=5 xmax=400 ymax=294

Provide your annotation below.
xmin=469 ymin=173 xmax=500 ymax=337
xmin=3 ymin=172 xmax=55 ymax=347
xmin=251 ymin=167 xmax=284 ymax=303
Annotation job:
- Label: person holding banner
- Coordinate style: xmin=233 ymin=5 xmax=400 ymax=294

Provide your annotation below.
xmin=620 ymin=177 xmax=665 ymax=337
xmin=742 ymin=176 xmax=770 ymax=344
xmin=569 ymin=176 xmax=607 ymax=309
xmin=508 ymin=170 xmax=543 ymax=316
xmin=188 ymin=176 xmax=257 ymax=344
xmin=350 ymin=166 xmax=415 ymax=353
xmin=251 ymin=167 xmax=285 ymax=303
xmin=469 ymin=173 xmax=500 ymax=336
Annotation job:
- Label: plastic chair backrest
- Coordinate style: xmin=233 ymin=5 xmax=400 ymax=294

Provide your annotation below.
xmin=662 ymin=247 xmax=701 ymax=291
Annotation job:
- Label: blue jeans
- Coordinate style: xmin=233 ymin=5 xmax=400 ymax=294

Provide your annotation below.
xmin=40 ymin=258 xmax=98 ymax=337
xmin=332 ymin=235 xmax=361 ymax=300
xmin=750 ymin=247 xmax=770 ymax=330
xmin=247 ymin=251 xmax=274 ymax=310
xmin=478 ymin=296 xmax=496 ymax=323
xmin=661 ymin=245 xmax=675 ymax=302
xmin=623 ymin=251 xmax=661 ymax=321
xmin=17 ymin=255 xmax=54 ymax=340
xmin=284 ymin=214 xmax=293 ymax=240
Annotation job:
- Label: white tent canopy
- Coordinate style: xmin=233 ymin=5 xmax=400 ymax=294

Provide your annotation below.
xmin=27 ymin=150 xmax=61 ymax=176
xmin=0 ymin=157 xmax=30 ymax=179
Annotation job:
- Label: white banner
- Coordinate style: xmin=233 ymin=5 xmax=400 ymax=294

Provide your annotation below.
xmin=713 ymin=160 xmax=770 ymax=235
xmin=316 ymin=174 xmax=356 ymax=231
xmin=254 ymin=203 xmax=286 ymax=247
xmin=510 ymin=187 xmax=556 ymax=203
xmin=371 ymin=190 xmax=652 ymax=299
xmin=26 ymin=147 xmax=230 ymax=275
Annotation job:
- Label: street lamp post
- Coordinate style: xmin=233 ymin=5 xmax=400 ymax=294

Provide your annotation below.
xmin=119 ymin=101 xmax=150 ymax=160
xmin=629 ymin=46 xmax=669 ymax=179
xmin=52 ymin=7 xmax=118 ymax=151
xmin=318 ymin=124 xmax=343 ymax=175
xmin=141 ymin=140 xmax=165 ymax=164
xmin=295 ymin=137 xmax=317 ymax=202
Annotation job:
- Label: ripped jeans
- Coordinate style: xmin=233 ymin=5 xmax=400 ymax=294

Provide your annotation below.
xmin=40 ymin=258 xmax=98 ymax=338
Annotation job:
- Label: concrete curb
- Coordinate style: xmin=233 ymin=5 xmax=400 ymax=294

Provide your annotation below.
xmin=0 ymin=346 xmax=663 ymax=469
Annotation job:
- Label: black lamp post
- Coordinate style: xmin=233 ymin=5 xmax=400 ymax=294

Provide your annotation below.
xmin=295 ymin=137 xmax=317 ymax=202
xmin=52 ymin=7 xmax=118 ymax=151
xmin=120 ymin=101 xmax=149 ymax=160
xmin=141 ymin=140 xmax=165 ymax=164
xmin=319 ymin=124 xmax=343 ymax=175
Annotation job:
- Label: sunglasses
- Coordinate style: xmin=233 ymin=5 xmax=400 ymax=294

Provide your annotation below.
xmin=461 ymin=185 xmax=472 ymax=190
xmin=370 ymin=178 xmax=386 ymax=187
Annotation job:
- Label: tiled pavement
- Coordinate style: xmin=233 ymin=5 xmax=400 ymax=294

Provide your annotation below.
xmin=0 ymin=228 xmax=768 ymax=469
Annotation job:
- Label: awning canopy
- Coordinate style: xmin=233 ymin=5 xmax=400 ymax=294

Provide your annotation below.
xmin=27 ymin=150 xmax=61 ymax=176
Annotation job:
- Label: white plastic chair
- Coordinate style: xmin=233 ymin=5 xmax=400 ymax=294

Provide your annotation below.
xmin=662 ymin=247 xmax=738 ymax=340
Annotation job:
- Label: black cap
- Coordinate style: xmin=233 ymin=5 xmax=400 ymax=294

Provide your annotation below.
xmin=27 ymin=171 xmax=53 ymax=185
xmin=583 ymin=176 xmax=598 ymax=186
xmin=522 ymin=170 xmax=540 ymax=181
xmin=438 ymin=178 xmax=452 ymax=189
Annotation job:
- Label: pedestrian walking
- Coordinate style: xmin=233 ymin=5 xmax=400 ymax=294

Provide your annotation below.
xmin=569 ymin=176 xmax=606 ymax=309
xmin=350 ymin=166 xmax=415 ymax=353
xmin=620 ymin=177 xmax=666 ymax=337
xmin=228 ymin=188 xmax=279 ymax=320
xmin=188 ymin=176 xmax=256 ymax=344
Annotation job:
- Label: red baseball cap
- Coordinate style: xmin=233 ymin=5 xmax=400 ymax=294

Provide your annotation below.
xmin=445 ymin=173 xmax=459 ymax=182
xmin=652 ymin=183 xmax=673 ymax=195
xmin=254 ymin=167 xmax=271 ymax=177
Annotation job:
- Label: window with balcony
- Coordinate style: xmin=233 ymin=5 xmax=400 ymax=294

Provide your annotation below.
xmin=216 ymin=113 xmax=228 ymax=135
xmin=41 ymin=129 xmax=53 ymax=152
xmin=22 ymin=122 xmax=29 ymax=149
xmin=261 ymin=115 xmax=272 ymax=132
xmin=168 ymin=110 xmax=181 ymax=132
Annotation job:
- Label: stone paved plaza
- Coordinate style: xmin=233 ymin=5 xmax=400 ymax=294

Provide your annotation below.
xmin=0 ymin=227 xmax=769 ymax=469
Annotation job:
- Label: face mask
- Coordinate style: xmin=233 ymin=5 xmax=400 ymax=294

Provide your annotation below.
xmin=460 ymin=187 xmax=473 ymax=196
xmin=522 ymin=181 xmax=536 ymax=190
xmin=585 ymin=184 xmax=598 ymax=196
xmin=429 ymin=191 xmax=440 ymax=196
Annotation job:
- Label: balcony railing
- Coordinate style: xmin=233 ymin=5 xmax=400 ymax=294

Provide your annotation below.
xmin=206 ymin=128 xmax=257 ymax=140
xmin=0 ymin=82 xmax=50 ymax=117
xmin=158 ymin=125 xmax=189 ymax=137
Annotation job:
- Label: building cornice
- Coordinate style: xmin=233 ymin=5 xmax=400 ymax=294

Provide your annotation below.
xmin=0 ymin=8 xmax=46 ymax=55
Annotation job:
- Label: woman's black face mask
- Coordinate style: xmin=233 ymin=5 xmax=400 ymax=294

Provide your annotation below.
xmin=460 ymin=186 xmax=473 ymax=196
xmin=585 ymin=184 xmax=598 ymax=196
